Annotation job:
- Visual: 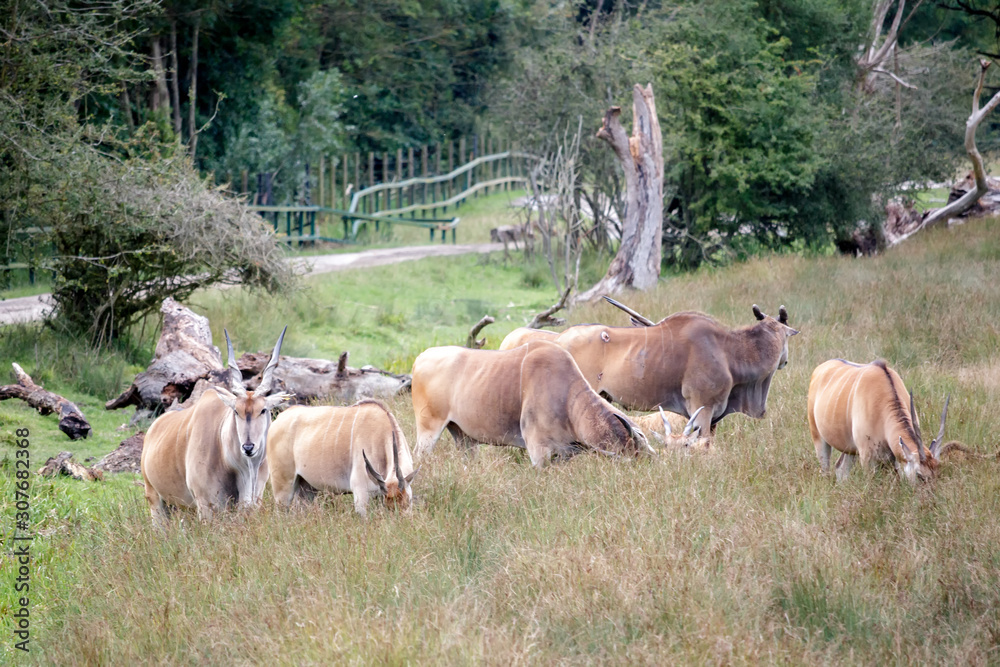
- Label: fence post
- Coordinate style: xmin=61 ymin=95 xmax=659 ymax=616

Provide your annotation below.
xmin=408 ymin=146 xmax=415 ymax=209
xmin=421 ymin=145 xmax=429 ymax=215
xmin=458 ymin=137 xmax=466 ymax=208
xmin=319 ymin=157 xmax=325 ymax=209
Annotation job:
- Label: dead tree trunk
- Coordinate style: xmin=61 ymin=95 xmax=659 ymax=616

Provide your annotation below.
xmin=577 ymin=84 xmax=664 ymax=302
xmin=888 ymin=59 xmax=1000 ymax=245
xmin=0 ymin=364 xmax=92 ymax=439
xmin=856 ymin=0 xmax=922 ymax=94
xmin=105 ymin=297 xmax=226 ymax=413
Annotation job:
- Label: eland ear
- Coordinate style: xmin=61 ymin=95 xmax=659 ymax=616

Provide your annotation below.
xmin=212 ymin=385 xmax=239 ymax=410
xmin=404 ymin=467 xmax=419 ymax=485
xmin=264 ymin=391 xmax=294 ymax=410
xmin=752 ymin=304 xmax=766 ymax=321
xmin=899 ymin=437 xmax=919 ymax=463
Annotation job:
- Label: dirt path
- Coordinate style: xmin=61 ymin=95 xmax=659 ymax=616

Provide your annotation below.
xmin=0 ymin=242 xmax=504 ymax=325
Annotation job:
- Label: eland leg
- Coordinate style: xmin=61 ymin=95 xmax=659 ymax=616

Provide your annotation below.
xmin=834 ymin=452 xmax=857 ymax=482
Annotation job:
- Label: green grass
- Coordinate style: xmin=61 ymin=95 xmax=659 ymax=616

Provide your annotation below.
xmin=3 ymin=216 xmax=1000 ymax=663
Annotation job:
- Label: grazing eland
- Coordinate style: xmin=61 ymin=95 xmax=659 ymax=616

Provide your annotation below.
xmin=807 ymin=358 xmax=959 ymax=482
xmin=140 ymin=327 xmax=290 ymax=528
xmin=268 ymin=399 xmax=417 ymax=516
xmin=411 ymin=340 xmax=651 ymax=467
xmin=499 ymin=300 xmax=798 ymax=445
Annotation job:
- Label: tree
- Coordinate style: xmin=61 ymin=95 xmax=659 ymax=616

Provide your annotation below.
xmin=0 ymin=0 xmax=294 ymax=345
xmin=578 ymin=85 xmax=664 ymax=300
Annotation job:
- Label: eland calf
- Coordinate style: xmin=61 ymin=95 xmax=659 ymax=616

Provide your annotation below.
xmin=411 ymin=340 xmax=650 ymax=466
xmin=268 ymin=399 xmax=417 ymax=516
xmin=140 ymin=327 xmax=290 ymax=528
xmin=807 ymin=359 xmax=956 ymax=483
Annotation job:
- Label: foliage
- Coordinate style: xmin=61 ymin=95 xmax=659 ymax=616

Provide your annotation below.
xmin=221 ymin=69 xmax=349 ymax=203
xmin=489 ymin=0 xmax=982 ymax=271
xmin=0 ymin=0 xmax=294 ymax=345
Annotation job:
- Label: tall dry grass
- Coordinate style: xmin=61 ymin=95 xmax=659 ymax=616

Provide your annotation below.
xmin=10 ymin=218 xmax=1000 ymax=664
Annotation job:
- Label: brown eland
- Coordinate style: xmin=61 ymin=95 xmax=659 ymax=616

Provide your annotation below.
xmin=411 ymin=340 xmax=651 ymax=467
xmin=499 ymin=299 xmax=799 ymax=445
xmin=268 ymin=399 xmax=417 ymax=516
xmin=807 ymin=358 xmax=963 ymax=482
xmin=140 ymin=327 xmax=291 ymax=528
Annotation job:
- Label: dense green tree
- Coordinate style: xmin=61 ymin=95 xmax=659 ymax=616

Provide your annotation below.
xmin=1 ymin=0 xmax=293 ymax=344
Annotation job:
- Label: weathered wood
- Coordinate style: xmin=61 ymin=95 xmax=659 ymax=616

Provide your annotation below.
xmin=108 ymin=299 xmax=409 ymax=413
xmin=106 ymin=297 xmax=226 ymax=411
xmin=467 ymin=316 xmax=495 ymax=349
xmin=94 ymin=432 xmax=145 ymax=474
xmin=236 ymin=352 xmax=410 ymax=405
xmin=528 ymin=287 xmax=571 ymax=330
xmin=1 ymin=363 xmax=92 ymax=439
xmin=578 ymin=84 xmax=664 ymax=301
xmin=888 ymin=60 xmax=1000 ymax=246
xmin=38 ymin=451 xmax=103 ymax=481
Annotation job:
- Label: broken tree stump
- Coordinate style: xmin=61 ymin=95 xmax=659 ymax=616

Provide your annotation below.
xmin=106 ymin=297 xmax=228 ymax=412
xmin=1 ymin=363 xmax=92 ymax=439
xmin=38 ymin=451 xmax=103 ymax=481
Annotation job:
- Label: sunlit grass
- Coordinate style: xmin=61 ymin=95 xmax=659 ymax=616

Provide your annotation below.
xmin=2 ymin=216 xmax=1000 ymax=663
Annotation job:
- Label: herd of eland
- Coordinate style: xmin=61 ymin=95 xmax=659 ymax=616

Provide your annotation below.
xmin=139 ymin=297 xmax=975 ymax=527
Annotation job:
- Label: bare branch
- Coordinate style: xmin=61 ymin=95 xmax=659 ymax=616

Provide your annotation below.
xmin=528 ymin=286 xmax=572 ymax=329
xmin=466 ymin=316 xmax=495 ymax=349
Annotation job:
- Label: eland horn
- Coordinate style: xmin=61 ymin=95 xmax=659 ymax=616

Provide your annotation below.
xmin=929 ymin=394 xmax=951 ymax=459
xmin=683 ymin=406 xmax=705 ymax=436
xmin=752 ymin=304 xmax=766 ymax=321
xmin=392 ymin=430 xmax=406 ymax=492
xmin=224 ymin=329 xmax=248 ymax=397
xmin=603 ymin=295 xmax=655 ymax=327
xmin=256 ymin=325 xmax=288 ymax=395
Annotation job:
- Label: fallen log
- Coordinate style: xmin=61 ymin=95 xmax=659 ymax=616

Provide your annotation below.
xmin=1 ymin=363 xmax=92 ymax=439
xmin=237 ymin=350 xmax=411 ymax=405
xmin=106 ymin=297 xmax=227 ymax=411
xmin=107 ymin=298 xmax=411 ymax=413
xmin=38 ymin=451 xmax=103 ymax=481
xmin=94 ymin=432 xmax=145 ymax=474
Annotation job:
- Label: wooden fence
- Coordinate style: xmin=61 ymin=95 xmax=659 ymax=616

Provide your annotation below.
xmin=242 ymin=136 xmax=539 ymax=243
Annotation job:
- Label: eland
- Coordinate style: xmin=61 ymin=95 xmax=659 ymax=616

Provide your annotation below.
xmin=268 ymin=399 xmax=417 ymax=516
xmin=411 ymin=340 xmax=651 ymax=467
xmin=499 ymin=300 xmax=799 ymax=444
xmin=807 ymin=358 xmax=960 ymax=482
xmin=140 ymin=327 xmax=291 ymax=528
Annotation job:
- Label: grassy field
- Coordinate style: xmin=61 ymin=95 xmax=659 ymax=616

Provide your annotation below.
xmin=2 ymin=214 xmax=1000 ymax=664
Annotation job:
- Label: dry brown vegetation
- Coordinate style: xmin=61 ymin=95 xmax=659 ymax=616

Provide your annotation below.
xmin=5 ymin=216 xmax=1000 ymax=664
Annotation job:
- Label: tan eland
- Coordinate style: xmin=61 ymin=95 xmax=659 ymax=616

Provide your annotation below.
xmin=268 ymin=399 xmax=417 ymax=516
xmin=411 ymin=340 xmax=651 ymax=466
xmin=500 ymin=301 xmax=798 ymax=444
xmin=807 ymin=358 xmax=959 ymax=482
xmin=140 ymin=327 xmax=291 ymax=528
